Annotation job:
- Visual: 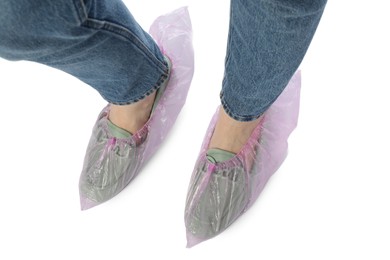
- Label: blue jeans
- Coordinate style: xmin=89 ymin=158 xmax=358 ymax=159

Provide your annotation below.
xmin=0 ymin=0 xmax=169 ymax=105
xmin=222 ymin=0 xmax=327 ymax=121
xmin=0 ymin=0 xmax=327 ymax=121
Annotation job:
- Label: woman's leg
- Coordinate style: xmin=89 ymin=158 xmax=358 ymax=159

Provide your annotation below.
xmin=185 ymin=1 xmax=328 ymax=245
xmin=209 ymin=0 xmax=327 ymax=155
xmin=0 ymin=0 xmax=177 ymax=208
xmin=0 ymin=0 xmax=169 ymax=133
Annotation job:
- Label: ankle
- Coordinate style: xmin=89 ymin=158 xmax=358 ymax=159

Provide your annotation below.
xmin=108 ymin=91 xmax=157 ymax=134
xmin=208 ymin=109 xmax=262 ymax=154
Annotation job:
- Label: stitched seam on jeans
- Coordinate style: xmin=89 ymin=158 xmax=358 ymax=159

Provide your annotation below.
xmin=70 ymin=0 xmax=168 ymax=105
xmin=109 ymin=56 xmax=170 ymax=105
xmin=83 ymin=18 xmax=169 ymax=105
xmin=72 ymin=0 xmax=89 ymax=24
xmin=101 ymin=69 xmax=168 ymax=105
xmin=72 ymin=0 xmax=167 ymax=75
xmin=81 ymin=17 xmax=169 ymax=105
xmin=260 ymin=0 xmax=327 ymax=16
xmin=88 ymin=19 xmax=164 ymax=69
xmin=220 ymin=93 xmax=261 ymax=122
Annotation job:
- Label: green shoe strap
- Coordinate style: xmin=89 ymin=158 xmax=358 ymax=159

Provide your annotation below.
xmin=206 ymin=148 xmax=235 ymax=163
xmin=107 ymin=119 xmax=132 ymax=138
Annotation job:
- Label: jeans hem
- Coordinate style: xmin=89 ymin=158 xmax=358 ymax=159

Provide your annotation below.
xmin=104 ymin=58 xmax=169 ymax=106
xmin=220 ymin=93 xmax=263 ymax=122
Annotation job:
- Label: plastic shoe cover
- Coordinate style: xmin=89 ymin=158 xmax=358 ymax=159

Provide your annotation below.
xmin=185 ymin=71 xmax=301 ymax=247
xmin=79 ymin=7 xmax=194 ymax=210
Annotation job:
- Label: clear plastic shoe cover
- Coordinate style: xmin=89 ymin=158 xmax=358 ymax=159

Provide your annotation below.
xmin=185 ymin=71 xmax=301 ymax=247
xmin=79 ymin=7 xmax=194 ymax=210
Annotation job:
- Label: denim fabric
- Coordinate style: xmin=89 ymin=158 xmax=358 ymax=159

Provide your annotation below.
xmin=222 ymin=0 xmax=327 ymax=121
xmin=0 ymin=0 xmax=326 ymax=119
xmin=0 ymin=0 xmax=168 ymax=105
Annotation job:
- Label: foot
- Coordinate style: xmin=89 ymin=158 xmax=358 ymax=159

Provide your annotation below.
xmin=108 ymin=92 xmax=157 ymax=135
xmin=108 ymin=55 xmax=171 ymax=135
xmin=186 ymin=108 xmax=259 ymax=244
xmin=208 ymin=108 xmax=263 ymax=154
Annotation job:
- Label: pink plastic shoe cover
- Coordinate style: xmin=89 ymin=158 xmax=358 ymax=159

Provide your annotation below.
xmin=79 ymin=7 xmax=194 ymax=210
xmin=185 ymin=71 xmax=301 ymax=247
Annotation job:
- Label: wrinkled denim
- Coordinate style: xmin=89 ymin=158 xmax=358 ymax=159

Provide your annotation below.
xmin=0 ymin=0 xmax=326 ymax=120
xmin=222 ymin=0 xmax=327 ymax=121
xmin=0 ymin=0 xmax=169 ymax=105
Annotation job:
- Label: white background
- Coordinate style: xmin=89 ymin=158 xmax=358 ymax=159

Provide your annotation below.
xmin=1 ymin=0 xmax=389 ymax=259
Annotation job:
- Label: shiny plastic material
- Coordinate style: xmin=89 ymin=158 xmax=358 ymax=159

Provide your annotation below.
xmin=79 ymin=7 xmax=194 ymax=210
xmin=185 ymin=71 xmax=301 ymax=247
